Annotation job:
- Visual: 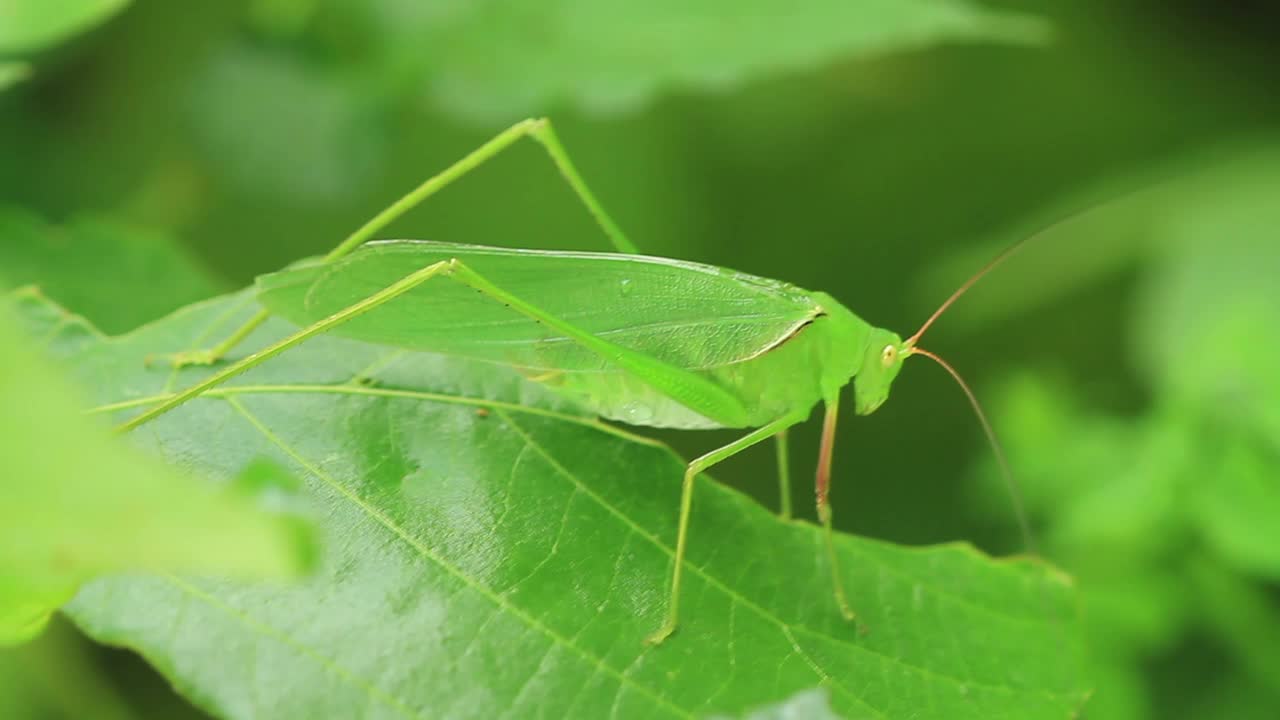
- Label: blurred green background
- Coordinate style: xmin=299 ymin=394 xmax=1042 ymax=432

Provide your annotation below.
xmin=2 ymin=0 xmax=1278 ymax=718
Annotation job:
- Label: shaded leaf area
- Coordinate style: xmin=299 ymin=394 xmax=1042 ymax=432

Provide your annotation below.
xmin=0 ymin=62 xmax=28 ymax=91
xmin=0 ymin=290 xmax=314 ymax=646
xmin=287 ymin=0 xmax=1044 ymax=122
xmin=956 ymin=145 xmax=1280 ymax=720
xmin=0 ymin=618 xmax=138 ymax=720
xmin=19 ymin=292 xmax=1090 ymax=719
xmin=0 ymin=0 xmax=129 ymax=54
xmin=0 ymin=207 xmax=224 ymax=334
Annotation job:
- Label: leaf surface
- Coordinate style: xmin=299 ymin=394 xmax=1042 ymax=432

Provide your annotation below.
xmin=0 ymin=208 xmax=223 ymax=334
xmin=28 ymin=291 xmax=1088 ymax=718
xmin=322 ymin=0 xmax=1046 ymax=121
xmin=0 ymin=290 xmax=313 ymax=645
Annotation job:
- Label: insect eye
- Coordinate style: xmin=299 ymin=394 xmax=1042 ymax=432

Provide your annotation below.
xmin=881 ymin=344 xmax=897 ymax=367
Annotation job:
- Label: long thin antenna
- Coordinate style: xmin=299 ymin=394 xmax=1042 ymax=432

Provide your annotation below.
xmin=906 ymin=238 xmax=1029 ymax=348
xmin=910 ymin=347 xmax=1036 ymax=554
xmin=906 ymin=182 xmax=1156 ymax=348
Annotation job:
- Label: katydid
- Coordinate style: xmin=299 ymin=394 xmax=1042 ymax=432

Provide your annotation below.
xmin=120 ymin=117 xmax=1030 ymax=645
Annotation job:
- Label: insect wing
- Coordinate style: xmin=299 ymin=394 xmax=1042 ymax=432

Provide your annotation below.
xmin=255 ymin=241 xmax=819 ymax=375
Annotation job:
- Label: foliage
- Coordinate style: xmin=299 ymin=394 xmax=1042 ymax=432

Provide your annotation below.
xmin=0 ymin=289 xmax=315 ymax=645
xmin=0 ymin=208 xmax=222 ymax=333
xmin=8 ymin=288 xmax=1083 ymax=718
xmin=1 ymin=0 xmax=1278 ymax=717
xmin=0 ymin=0 xmax=129 ymax=54
xmin=951 ymin=145 xmax=1280 ymax=719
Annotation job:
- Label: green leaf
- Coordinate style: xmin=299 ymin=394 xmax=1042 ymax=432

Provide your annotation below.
xmin=328 ymin=0 xmax=1046 ymax=122
xmin=1124 ymin=156 xmax=1280 ymax=577
xmin=26 ymin=290 xmax=1090 ymax=718
xmin=1185 ymin=429 xmax=1280 ymax=579
xmin=0 ymin=0 xmax=129 ymax=54
xmin=970 ymin=376 xmax=1193 ymax=653
xmin=1132 ymin=180 xmax=1280 ymax=449
xmin=0 ymin=208 xmax=224 ymax=334
xmin=0 ymin=290 xmax=315 ymax=645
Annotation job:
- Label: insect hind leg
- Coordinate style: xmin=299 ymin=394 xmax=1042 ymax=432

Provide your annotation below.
xmin=169 ymin=117 xmax=637 ymax=368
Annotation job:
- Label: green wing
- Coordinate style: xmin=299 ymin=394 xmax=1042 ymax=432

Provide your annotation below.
xmin=255 ymin=241 xmax=821 ymax=376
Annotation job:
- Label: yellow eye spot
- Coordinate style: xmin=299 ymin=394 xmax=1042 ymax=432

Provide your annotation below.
xmin=881 ymin=344 xmax=897 ymax=367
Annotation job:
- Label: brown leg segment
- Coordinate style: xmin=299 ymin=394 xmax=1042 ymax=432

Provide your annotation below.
xmin=816 ymin=398 xmax=855 ymax=621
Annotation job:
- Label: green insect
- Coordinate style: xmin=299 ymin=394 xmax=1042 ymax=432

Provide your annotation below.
xmin=123 ymin=118 xmax=1027 ymax=645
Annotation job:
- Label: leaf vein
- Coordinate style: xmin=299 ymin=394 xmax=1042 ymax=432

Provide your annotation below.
xmin=227 ymin=398 xmax=694 ymax=719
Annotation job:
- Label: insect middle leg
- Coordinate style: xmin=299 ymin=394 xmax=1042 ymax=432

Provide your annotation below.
xmin=775 ymin=429 xmax=793 ymax=520
xmin=646 ymin=412 xmax=805 ymax=645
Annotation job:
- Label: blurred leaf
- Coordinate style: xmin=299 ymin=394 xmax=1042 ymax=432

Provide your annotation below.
xmin=1081 ymin=658 xmax=1148 ymax=720
xmin=0 ymin=289 xmax=315 ymax=645
xmin=0 ymin=0 xmax=129 ymax=54
xmin=977 ymin=376 xmax=1185 ymax=556
xmin=23 ymin=291 xmax=1092 ymax=718
xmin=1174 ymin=670 xmax=1280 ymax=720
xmin=1187 ymin=556 xmax=1280 ymax=699
xmin=1186 ymin=432 xmax=1280 ymax=579
xmin=323 ymin=0 xmax=1046 ymax=122
xmin=0 ymin=207 xmax=224 ymax=333
xmin=190 ymin=44 xmax=384 ymax=204
xmin=974 ymin=376 xmax=1192 ymax=653
xmin=1132 ymin=184 xmax=1280 ymax=449
xmin=0 ymin=61 xmax=29 ymax=90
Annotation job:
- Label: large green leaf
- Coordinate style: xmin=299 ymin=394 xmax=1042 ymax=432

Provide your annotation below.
xmin=314 ymin=0 xmax=1045 ymax=121
xmin=0 ymin=0 xmax=129 ymax=54
xmin=0 ymin=289 xmax=314 ymax=645
xmin=22 ymin=289 xmax=1089 ymax=718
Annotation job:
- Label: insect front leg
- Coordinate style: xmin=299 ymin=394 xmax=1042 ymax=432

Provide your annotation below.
xmin=647 ymin=412 xmax=805 ymax=646
xmin=117 ymin=259 xmax=461 ymax=432
xmin=816 ymin=396 xmax=856 ymax=622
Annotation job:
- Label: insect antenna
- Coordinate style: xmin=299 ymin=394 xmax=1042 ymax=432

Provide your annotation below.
xmin=899 ymin=198 xmax=1118 ymax=550
xmin=905 ymin=238 xmax=1029 ymax=348
xmin=905 ymin=179 xmax=1160 ymax=348
xmin=908 ymin=346 xmax=1036 ymax=554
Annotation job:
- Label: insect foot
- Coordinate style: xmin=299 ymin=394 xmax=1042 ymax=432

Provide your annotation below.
xmin=644 ymin=621 xmax=677 ymax=646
